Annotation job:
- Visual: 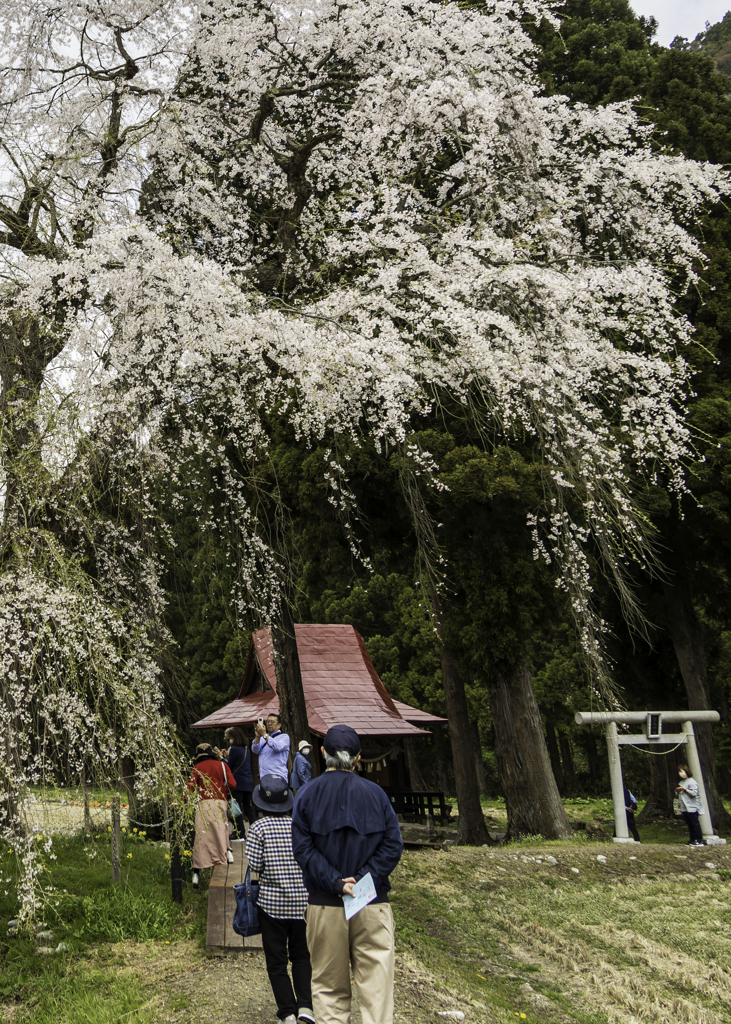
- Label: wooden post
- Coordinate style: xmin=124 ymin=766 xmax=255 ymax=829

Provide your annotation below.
xmin=605 ymin=722 xmax=631 ymax=843
xmin=111 ymin=797 xmax=122 ymax=883
xmin=82 ymin=774 xmax=93 ymax=832
xmin=171 ymin=805 xmax=186 ymax=905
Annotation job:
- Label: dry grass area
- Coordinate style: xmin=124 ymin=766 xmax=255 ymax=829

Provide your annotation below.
xmin=20 ymin=790 xmax=131 ymax=835
xmin=391 ymin=842 xmax=731 ymax=1023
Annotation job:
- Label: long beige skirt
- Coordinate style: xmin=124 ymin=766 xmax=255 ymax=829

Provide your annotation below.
xmin=192 ymin=798 xmax=230 ymax=869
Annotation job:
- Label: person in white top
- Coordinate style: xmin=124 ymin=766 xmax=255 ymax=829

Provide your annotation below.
xmin=676 ymin=763 xmax=704 ymax=847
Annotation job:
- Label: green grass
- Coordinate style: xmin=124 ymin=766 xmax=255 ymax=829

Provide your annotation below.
xmin=0 ymin=830 xmax=206 ymax=1023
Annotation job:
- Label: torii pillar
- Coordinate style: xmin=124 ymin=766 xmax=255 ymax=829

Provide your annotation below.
xmin=575 ymin=710 xmax=726 ymax=846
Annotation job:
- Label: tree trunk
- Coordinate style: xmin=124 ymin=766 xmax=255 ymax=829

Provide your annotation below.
xmin=558 ymin=731 xmax=575 ymax=797
xmin=270 ymin=596 xmax=313 ymax=766
xmin=544 ymin=716 xmax=564 ymax=795
xmin=471 ymin=721 xmax=488 ymax=796
xmin=637 ymin=745 xmax=683 ymax=822
xmin=487 ymin=661 xmax=573 ymax=839
xmin=430 ymin=586 xmax=490 ymax=844
xmin=662 ymin=570 xmax=731 ymax=831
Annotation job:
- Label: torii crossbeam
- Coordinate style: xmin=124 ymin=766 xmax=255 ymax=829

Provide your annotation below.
xmin=574 ymin=711 xmax=727 ymax=847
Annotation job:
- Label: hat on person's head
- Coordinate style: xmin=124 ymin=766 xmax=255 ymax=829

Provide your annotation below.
xmin=194 ymin=743 xmax=216 ymax=761
xmin=298 ymin=740 xmax=312 ymax=753
xmin=324 ymin=724 xmax=361 ymax=757
xmin=253 ymin=774 xmax=294 ymax=813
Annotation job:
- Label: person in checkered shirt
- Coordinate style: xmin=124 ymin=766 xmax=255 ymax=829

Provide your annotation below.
xmin=245 ymin=774 xmax=314 ymax=1024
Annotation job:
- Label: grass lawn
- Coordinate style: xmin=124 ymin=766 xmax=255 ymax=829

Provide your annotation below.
xmin=2 ymin=799 xmax=731 ymax=1023
xmin=0 ymin=829 xmax=206 ymax=1023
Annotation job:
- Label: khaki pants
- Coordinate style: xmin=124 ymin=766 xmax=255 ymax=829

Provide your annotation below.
xmin=305 ymin=903 xmax=395 ymax=1024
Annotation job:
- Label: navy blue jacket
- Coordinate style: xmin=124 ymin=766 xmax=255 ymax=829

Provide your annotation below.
xmin=227 ymin=745 xmax=253 ymax=792
xmin=290 ymin=751 xmax=312 ymax=790
xmin=292 ymin=769 xmax=403 ymax=904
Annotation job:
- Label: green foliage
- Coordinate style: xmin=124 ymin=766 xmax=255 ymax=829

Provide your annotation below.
xmin=60 ymin=888 xmax=178 ymax=942
xmin=530 ymin=0 xmax=658 ymax=105
xmin=159 ymin=496 xmax=250 ymax=728
xmin=685 ymin=11 xmax=731 ymax=77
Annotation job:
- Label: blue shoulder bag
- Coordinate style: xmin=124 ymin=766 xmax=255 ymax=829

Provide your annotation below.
xmin=233 ymin=865 xmax=260 ymax=937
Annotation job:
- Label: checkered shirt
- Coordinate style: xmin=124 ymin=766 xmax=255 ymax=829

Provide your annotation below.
xmin=245 ymin=816 xmax=308 ymax=920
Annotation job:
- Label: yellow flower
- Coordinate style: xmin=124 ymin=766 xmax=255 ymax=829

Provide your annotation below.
xmin=122 ymin=827 xmax=127 ymax=832
xmin=127 ymin=853 xmax=133 ymax=859
xmin=133 ymin=828 xmax=138 ymax=833
xmin=164 ymin=854 xmax=170 ymax=861
xmin=141 ymin=831 xmax=147 ymax=836
xmin=184 ymin=849 xmax=192 ymax=857
xmin=107 ymin=826 xmax=112 ymax=832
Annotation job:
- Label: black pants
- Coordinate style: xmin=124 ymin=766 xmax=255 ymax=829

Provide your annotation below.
xmin=231 ymin=790 xmax=256 ymax=837
xmin=682 ymin=811 xmax=703 ymax=844
xmin=626 ymin=810 xmax=640 ymax=842
xmin=258 ymin=909 xmax=312 ymax=1020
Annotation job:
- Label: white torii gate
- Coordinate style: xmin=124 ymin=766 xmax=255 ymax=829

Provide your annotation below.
xmin=574 ymin=710 xmax=727 ymax=846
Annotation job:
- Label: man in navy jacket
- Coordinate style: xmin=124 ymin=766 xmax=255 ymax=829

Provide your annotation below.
xmin=292 ymin=724 xmax=403 ymax=1024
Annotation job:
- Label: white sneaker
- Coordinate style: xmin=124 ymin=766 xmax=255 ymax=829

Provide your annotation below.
xmin=282 ymin=1017 xmax=297 ymax=1023
xmin=227 ymin=850 xmax=235 ymax=863
xmin=192 ymin=872 xmax=200 ymax=889
xmin=298 ymin=1010 xmax=316 ymax=1023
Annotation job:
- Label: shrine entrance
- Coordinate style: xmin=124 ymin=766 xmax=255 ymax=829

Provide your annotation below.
xmin=574 ymin=710 xmax=727 ymax=846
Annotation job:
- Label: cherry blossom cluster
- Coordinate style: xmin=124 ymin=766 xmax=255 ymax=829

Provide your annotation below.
xmin=0 ymin=0 xmax=727 ymax=911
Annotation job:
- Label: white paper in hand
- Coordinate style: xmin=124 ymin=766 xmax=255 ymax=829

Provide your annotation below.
xmin=342 ymin=872 xmax=377 ymax=920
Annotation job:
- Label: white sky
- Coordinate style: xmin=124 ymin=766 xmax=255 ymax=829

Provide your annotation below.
xmin=630 ymin=1 xmax=731 ymax=47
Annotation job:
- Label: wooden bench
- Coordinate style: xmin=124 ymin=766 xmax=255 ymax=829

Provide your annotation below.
xmin=387 ymin=790 xmax=451 ymax=825
xmin=206 ymin=842 xmax=263 ymax=953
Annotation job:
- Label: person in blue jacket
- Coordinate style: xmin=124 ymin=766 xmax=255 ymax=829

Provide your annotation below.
xmin=292 ymin=724 xmax=403 ymax=1024
xmin=222 ymin=727 xmax=255 ymax=837
xmin=290 ymin=740 xmax=312 ymax=794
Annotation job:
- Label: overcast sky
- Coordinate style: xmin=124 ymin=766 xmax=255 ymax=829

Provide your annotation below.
xmin=629 ymin=1 xmax=730 ymax=46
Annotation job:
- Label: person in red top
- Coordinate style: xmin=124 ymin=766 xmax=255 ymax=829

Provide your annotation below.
xmin=186 ymin=743 xmax=236 ymax=889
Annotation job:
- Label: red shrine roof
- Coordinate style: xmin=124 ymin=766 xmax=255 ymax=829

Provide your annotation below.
xmin=191 ymin=624 xmax=447 ymax=738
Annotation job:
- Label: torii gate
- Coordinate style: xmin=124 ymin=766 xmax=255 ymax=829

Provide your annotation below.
xmin=574 ymin=710 xmax=727 ymax=846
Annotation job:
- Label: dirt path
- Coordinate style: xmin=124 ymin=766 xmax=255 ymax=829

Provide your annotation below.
xmin=115 ymin=942 xmax=476 ymax=1024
